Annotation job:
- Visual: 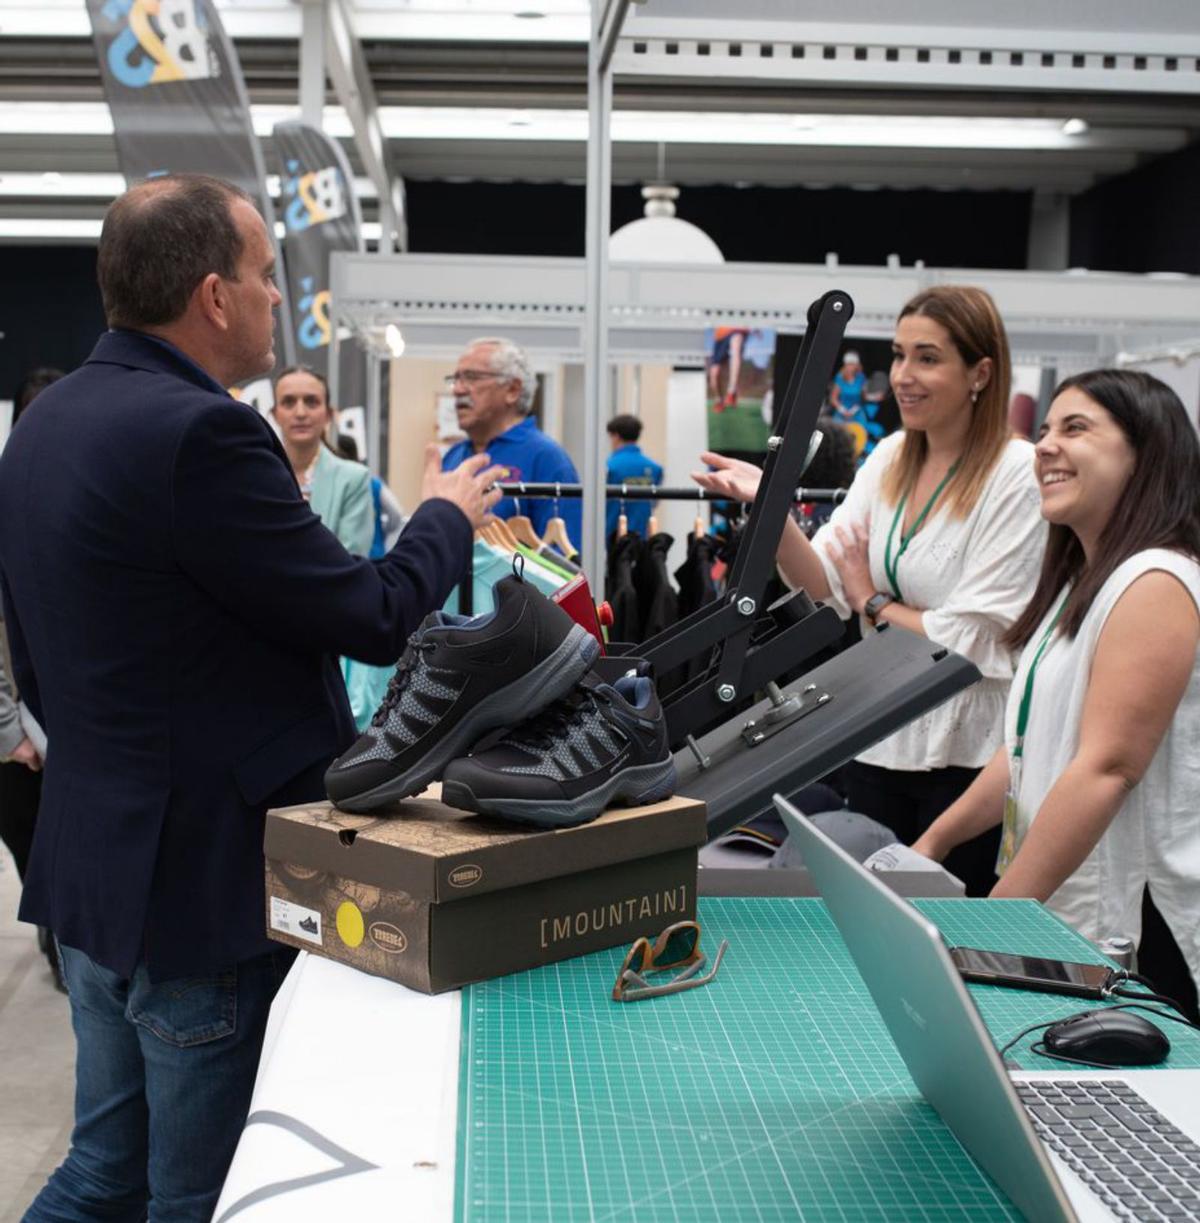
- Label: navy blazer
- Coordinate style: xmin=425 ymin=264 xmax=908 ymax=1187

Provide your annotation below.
xmin=0 ymin=330 xmax=472 ymax=980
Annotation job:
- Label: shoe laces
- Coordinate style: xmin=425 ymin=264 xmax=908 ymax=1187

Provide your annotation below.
xmin=509 ymin=684 xmax=611 ymax=752
xmin=370 ymin=638 xmax=436 ymax=728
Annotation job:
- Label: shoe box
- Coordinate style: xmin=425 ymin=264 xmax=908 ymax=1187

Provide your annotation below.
xmin=263 ymin=785 xmax=707 ymax=993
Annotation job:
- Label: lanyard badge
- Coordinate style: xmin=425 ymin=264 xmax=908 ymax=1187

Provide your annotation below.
xmin=996 ymin=597 xmax=1068 ymax=875
xmin=997 ymin=750 xmax=1024 ymax=874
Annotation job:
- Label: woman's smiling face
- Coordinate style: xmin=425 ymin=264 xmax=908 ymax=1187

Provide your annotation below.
xmin=890 ymin=313 xmax=988 ymax=436
xmin=1035 ymin=386 xmax=1137 ymax=548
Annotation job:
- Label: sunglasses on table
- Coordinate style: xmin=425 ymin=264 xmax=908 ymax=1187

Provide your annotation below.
xmin=611 ymin=920 xmax=729 ymax=1003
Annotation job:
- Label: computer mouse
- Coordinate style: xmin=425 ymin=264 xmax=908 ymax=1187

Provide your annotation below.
xmin=1043 ymin=1009 xmax=1170 ymax=1067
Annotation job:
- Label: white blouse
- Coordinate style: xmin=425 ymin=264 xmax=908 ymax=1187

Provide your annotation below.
xmin=811 ymin=432 xmax=1046 ymax=771
xmin=1006 ymin=549 xmax=1200 ymax=991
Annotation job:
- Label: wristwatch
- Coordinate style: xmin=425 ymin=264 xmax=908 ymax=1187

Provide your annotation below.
xmin=863 ymin=592 xmax=895 ymax=623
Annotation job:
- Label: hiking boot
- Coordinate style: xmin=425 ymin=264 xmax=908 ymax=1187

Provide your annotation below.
xmin=441 ymin=671 xmax=676 ymax=828
xmin=325 ymin=575 xmax=600 ymax=812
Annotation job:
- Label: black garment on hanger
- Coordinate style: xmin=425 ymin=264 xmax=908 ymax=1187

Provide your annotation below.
xmin=604 ymin=531 xmax=644 ymax=645
xmin=637 ymin=532 xmax=678 ymax=643
xmin=671 ymin=531 xmax=721 ymax=688
xmin=675 ymin=531 xmax=720 ymax=621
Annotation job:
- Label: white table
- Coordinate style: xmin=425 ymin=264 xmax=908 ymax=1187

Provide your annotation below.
xmin=214 ymin=954 xmax=460 ymax=1223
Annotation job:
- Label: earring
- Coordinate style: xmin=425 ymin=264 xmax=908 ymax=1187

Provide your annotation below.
xmin=970 ymin=386 xmax=980 ymax=405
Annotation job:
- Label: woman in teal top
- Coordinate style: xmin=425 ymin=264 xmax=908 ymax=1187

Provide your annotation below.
xmin=272 ymin=365 xmax=373 ymax=556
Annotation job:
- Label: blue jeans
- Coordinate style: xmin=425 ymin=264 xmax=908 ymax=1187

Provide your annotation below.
xmin=24 ymin=944 xmax=294 ymax=1223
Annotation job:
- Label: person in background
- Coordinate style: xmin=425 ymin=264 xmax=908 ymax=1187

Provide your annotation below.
xmin=830 ymin=349 xmax=867 ymax=425
xmin=272 ymin=365 xmax=373 ymax=555
xmin=795 ymin=420 xmax=857 ymax=535
xmin=1009 ymin=391 xmax=1037 ymax=439
xmin=707 ymin=326 xmax=750 ymax=411
xmin=914 ymin=369 xmax=1200 ymax=1017
xmin=693 ymin=285 xmax=1046 ymax=897
xmin=0 ymin=173 xmax=500 ymax=1222
xmin=605 ymin=414 xmax=663 ymax=539
xmin=0 ymin=366 xmax=64 ymax=990
xmin=442 ymin=337 xmax=581 ymax=547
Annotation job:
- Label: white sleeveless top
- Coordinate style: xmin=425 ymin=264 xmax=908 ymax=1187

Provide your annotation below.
xmin=1006 ymin=549 xmax=1200 ymax=989
xmin=812 ymin=432 xmax=1046 ymax=770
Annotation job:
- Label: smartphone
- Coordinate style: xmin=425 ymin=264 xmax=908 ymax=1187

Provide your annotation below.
xmin=948 ymin=947 xmax=1116 ymax=999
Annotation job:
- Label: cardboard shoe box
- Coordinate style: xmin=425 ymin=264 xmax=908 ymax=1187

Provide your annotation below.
xmin=264 ymin=786 xmax=707 ymax=993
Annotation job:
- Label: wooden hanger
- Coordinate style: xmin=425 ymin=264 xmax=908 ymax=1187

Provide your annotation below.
xmin=507 ymin=514 xmax=543 ymax=551
xmin=542 ymin=514 xmax=578 ymax=560
xmin=694 ymin=514 xmax=706 ymax=539
xmin=488 ymin=516 xmax=522 ymax=554
xmin=478 ymin=521 xmax=505 ymax=551
xmin=617 ymin=513 xmax=628 ymax=539
xmin=647 ymin=514 xmax=659 ymax=537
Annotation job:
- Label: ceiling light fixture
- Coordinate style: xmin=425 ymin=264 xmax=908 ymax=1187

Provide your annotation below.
xmin=609 ymin=146 xmax=724 ymax=266
xmin=384 ymin=324 xmax=406 ymax=357
xmin=1062 ymin=117 xmax=1090 ymax=136
xmin=0 ymin=103 xmax=1171 ymax=153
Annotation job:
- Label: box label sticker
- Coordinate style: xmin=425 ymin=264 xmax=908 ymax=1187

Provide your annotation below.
xmin=369 ymin=921 xmax=408 ymax=954
xmin=448 ymin=863 xmax=483 ymax=889
xmin=270 ymin=896 xmax=322 ymax=945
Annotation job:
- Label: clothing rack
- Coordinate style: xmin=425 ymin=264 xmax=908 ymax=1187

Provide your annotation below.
xmin=493 ymin=483 xmax=848 ymax=504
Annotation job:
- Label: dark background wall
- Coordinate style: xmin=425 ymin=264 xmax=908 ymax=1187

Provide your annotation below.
xmin=1070 ymin=141 xmax=1200 ymax=275
xmin=404 ymin=180 xmax=1034 ymax=268
xmin=2 ymin=247 xmax=105 ymax=402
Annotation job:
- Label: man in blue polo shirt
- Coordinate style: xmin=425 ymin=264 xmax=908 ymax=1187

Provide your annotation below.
xmin=605 ymin=414 xmax=663 ymax=538
xmin=442 ymin=337 xmax=582 ymax=548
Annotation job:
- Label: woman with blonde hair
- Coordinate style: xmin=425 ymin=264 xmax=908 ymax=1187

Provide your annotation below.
xmin=694 ymin=285 xmax=1046 ymax=895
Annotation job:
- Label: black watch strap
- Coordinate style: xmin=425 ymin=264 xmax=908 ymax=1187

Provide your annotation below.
xmin=864 ymin=592 xmax=895 ymax=622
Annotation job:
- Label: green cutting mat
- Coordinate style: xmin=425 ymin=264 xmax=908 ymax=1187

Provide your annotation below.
xmin=455 ymin=898 xmax=1200 ymax=1222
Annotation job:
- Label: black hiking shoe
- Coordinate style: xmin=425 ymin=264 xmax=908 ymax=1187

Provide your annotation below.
xmin=440 ymin=671 xmax=676 ymax=828
xmin=325 ymin=575 xmax=600 ymax=812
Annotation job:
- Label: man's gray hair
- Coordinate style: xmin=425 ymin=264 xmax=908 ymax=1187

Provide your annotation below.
xmin=472 ymin=337 xmax=536 ymax=415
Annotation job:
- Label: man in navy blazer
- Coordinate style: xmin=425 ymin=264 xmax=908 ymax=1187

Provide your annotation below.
xmin=0 ymin=174 xmax=501 ymax=1221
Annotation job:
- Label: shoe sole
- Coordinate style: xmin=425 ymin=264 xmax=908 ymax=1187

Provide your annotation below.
xmin=441 ymin=758 xmax=678 ymax=829
xmin=331 ymin=625 xmax=601 ymax=813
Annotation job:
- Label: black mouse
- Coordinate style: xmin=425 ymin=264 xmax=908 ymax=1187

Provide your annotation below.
xmin=1043 ymin=1009 xmax=1170 ymax=1067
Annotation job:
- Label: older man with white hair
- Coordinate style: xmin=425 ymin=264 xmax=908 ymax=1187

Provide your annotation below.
xmin=442 ymin=336 xmax=581 ymax=545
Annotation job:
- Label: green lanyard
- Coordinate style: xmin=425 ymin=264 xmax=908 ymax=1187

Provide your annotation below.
xmin=883 ymin=464 xmax=958 ymax=602
xmin=1013 ymin=598 xmax=1068 ymax=761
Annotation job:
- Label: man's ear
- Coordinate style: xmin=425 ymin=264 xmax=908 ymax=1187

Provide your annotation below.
xmin=194 ymin=272 xmax=229 ymax=332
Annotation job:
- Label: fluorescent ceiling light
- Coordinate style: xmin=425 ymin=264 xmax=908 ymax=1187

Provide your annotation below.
xmin=0 ymin=218 xmax=104 ymax=238
xmin=0 ymin=102 xmax=1165 ymax=152
xmin=0 ymin=171 xmax=380 ymax=199
xmin=1062 ymin=117 xmax=1090 ymax=136
xmin=0 ymin=0 xmax=589 ymax=40
xmin=0 ymin=216 xmax=384 ymax=241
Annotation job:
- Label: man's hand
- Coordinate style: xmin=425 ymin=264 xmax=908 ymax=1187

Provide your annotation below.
xmin=690 ymin=451 xmax=763 ymax=503
xmin=419 ymin=445 xmax=503 ymax=530
xmin=9 ymin=735 xmax=42 ymax=772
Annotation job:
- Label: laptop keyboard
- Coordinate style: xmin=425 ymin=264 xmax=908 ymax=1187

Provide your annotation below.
xmin=1016 ymin=1079 xmax=1200 ymax=1220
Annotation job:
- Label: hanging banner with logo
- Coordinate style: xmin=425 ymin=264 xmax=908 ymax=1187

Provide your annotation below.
xmin=85 ymin=0 xmax=295 ymax=409
xmin=273 ymin=120 xmax=370 ymax=457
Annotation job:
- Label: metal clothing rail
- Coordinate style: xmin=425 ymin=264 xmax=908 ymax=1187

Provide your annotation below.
xmin=494 ymin=482 xmax=849 ymax=504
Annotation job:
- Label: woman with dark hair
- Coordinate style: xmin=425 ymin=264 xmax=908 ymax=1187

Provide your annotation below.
xmin=272 ymin=364 xmax=372 ymax=555
xmin=694 ymin=286 xmax=1046 ymax=895
xmin=915 ymin=368 xmax=1200 ymax=1011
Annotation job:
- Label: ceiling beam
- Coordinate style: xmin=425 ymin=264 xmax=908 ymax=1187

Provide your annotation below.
xmin=323 ymin=0 xmax=406 ymax=250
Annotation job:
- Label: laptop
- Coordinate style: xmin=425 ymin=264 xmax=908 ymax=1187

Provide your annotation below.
xmin=775 ymin=794 xmax=1200 ymax=1223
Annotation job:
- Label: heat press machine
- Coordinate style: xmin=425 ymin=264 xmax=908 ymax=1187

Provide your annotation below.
xmin=608 ymin=289 xmax=981 ymax=843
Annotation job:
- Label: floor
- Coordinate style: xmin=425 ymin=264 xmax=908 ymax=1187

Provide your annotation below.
xmin=0 ymin=852 xmax=73 ymax=1222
